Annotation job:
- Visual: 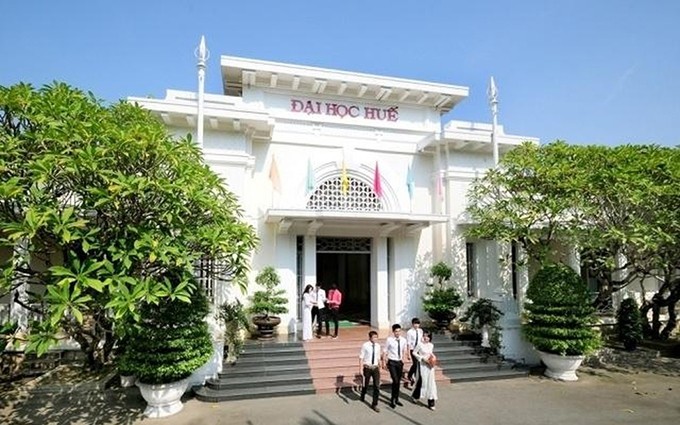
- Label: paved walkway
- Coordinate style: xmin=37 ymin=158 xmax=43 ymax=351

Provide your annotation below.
xmin=1 ymin=367 xmax=678 ymax=424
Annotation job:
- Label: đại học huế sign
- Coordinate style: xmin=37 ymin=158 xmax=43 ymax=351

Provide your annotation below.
xmin=290 ymin=99 xmax=399 ymax=122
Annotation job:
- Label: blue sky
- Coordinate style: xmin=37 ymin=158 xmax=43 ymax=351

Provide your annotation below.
xmin=2 ymin=1 xmax=678 ymax=146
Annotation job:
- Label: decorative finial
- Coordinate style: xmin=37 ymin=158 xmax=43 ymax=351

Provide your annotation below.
xmin=195 ymin=35 xmax=210 ymax=68
xmin=488 ymin=76 xmax=498 ymax=105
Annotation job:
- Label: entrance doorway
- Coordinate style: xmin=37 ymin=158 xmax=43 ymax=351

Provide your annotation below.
xmin=316 ymin=237 xmax=371 ymax=323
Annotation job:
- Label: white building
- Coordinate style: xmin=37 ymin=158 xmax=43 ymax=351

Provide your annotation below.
xmin=128 ymin=54 xmax=539 ymax=341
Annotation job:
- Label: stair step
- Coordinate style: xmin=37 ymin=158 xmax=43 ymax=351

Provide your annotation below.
xmin=219 ymin=363 xmax=309 ymax=378
xmin=207 ymin=374 xmax=313 ymax=390
xmin=236 ymin=354 xmax=308 ymax=366
xmin=195 ymin=383 xmax=316 ymax=402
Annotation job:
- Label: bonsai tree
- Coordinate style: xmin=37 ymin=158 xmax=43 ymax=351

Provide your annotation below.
xmin=616 ymin=298 xmax=643 ymax=351
xmin=523 ymin=262 xmax=600 ymax=380
xmin=460 ymin=298 xmax=503 ymax=350
xmin=422 ymin=261 xmax=463 ymax=329
xmin=248 ymin=267 xmax=288 ymax=340
xmin=218 ymin=299 xmax=250 ymax=363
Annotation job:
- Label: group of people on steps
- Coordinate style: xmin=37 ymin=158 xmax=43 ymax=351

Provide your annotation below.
xmin=301 ymin=286 xmax=437 ymax=412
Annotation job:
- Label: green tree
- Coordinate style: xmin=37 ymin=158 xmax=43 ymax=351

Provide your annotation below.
xmin=467 ymin=141 xmax=680 ymax=340
xmin=0 ymin=83 xmax=257 ymax=369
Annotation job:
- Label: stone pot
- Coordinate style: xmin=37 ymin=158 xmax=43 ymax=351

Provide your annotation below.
xmin=137 ymin=378 xmax=190 ymax=418
xmin=538 ymin=351 xmax=585 ymax=381
xmin=252 ymin=316 xmax=281 ymax=340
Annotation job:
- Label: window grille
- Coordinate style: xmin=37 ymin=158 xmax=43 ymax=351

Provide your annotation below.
xmin=316 ymin=237 xmax=371 ymax=253
xmin=195 ymin=257 xmax=232 ymax=305
xmin=306 ymin=177 xmax=382 ymax=212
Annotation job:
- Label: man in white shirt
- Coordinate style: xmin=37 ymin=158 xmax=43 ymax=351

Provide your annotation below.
xmin=383 ymin=323 xmax=409 ymax=408
xmin=359 ymin=330 xmax=383 ymax=412
xmin=311 ymin=283 xmax=328 ymax=338
xmin=405 ymin=317 xmax=422 ymax=386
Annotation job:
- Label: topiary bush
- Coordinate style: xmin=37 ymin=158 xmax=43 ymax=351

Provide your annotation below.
xmin=523 ymin=263 xmax=600 ymax=356
xmin=120 ymin=284 xmax=213 ymax=385
xmin=616 ymin=298 xmax=643 ymax=351
xmin=248 ymin=266 xmax=288 ymax=319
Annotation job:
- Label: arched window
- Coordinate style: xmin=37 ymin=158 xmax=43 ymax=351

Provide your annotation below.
xmin=306 ymin=176 xmax=382 ymax=212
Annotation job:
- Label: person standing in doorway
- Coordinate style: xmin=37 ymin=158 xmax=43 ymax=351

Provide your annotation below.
xmin=313 ymin=283 xmax=328 ymax=338
xmin=383 ymin=324 xmax=409 ymax=409
xmin=405 ymin=317 xmax=422 ymax=387
xmin=301 ymin=284 xmax=314 ymax=341
xmin=326 ymin=284 xmax=343 ymax=339
xmin=359 ymin=330 xmax=383 ymax=412
xmin=411 ymin=330 xmax=438 ymax=410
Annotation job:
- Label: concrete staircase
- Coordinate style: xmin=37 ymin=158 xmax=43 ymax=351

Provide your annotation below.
xmin=194 ymin=340 xmax=315 ymax=402
xmin=195 ymin=326 xmax=527 ymax=402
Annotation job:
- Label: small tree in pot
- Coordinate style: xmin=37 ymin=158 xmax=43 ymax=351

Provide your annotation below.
xmin=523 ymin=262 xmax=600 ymax=381
xmin=460 ymin=298 xmax=503 ymax=351
xmin=422 ymin=262 xmax=463 ymax=330
xmin=218 ymin=299 xmax=250 ymax=363
xmin=616 ymin=298 xmax=643 ymax=351
xmin=248 ymin=267 xmax=288 ymax=340
xmin=121 ymin=282 xmax=213 ymax=418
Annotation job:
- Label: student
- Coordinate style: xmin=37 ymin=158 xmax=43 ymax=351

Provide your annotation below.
xmin=312 ymin=283 xmax=328 ymax=338
xmin=326 ymin=284 xmax=343 ymax=338
xmin=411 ymin=330 xmax=438 ymax=410
xmin=359 ymin=330 xmax=383 ymax=412
xmin=383 ymin=324 xmax=409 ymax=409
xmin=405 ymin=317 xmax=422 ymax=386
xmin=301 ymin=284 xmax=314 ymax=341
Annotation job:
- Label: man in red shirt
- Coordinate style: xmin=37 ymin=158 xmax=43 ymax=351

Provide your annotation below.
xmin=326 ymin=284 xmax=343 ymax=339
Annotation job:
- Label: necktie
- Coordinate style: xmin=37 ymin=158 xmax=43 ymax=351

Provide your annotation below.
xmin=415 ymin=330 xmax=419 ymax=348
xmin=397 ymin=339 xmax=401 ymax=359
xmin=371 ymin=343 xmax=375 ymax=365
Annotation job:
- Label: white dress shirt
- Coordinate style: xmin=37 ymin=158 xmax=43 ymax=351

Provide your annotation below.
xmin=406 ymin=327 xmax=422 ymax=350
xmin=315 ymin=288 xmax=327 ymax=309
xmin=384 ymin=336 xmax=407 ymax=361
xmin=359 ymin=341 xmax=382 ymax=367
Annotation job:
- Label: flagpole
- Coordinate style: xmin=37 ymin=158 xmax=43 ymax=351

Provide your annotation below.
xmin=488 ymin=76 xmax=499 ymax=166
xmin=195 ymin=36 xmax=209 ymax=150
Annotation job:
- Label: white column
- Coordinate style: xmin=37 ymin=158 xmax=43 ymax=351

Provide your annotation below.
xmin=303 ymin=236 xmax=317 ymax=287
xmin=371 ymin=237 xmax=389 ymax=331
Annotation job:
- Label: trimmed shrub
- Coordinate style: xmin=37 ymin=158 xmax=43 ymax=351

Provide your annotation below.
xmin=120 ymin=286 xmax=213 ymax=385
xmin=523 ymin=263 xmax=600 ymax=356
xmin=616 ymin=298 xmax=643 ymax=351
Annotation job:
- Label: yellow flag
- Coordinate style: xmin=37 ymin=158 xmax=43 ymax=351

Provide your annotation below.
xmin=341 ymin=161 xmax=349 ymax=195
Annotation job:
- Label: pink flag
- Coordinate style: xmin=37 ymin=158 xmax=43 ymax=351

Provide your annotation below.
xmin=373 ymin=161 xmax=383 ymax=197
xmin=269 ymin=155 xmax=281 ymax=192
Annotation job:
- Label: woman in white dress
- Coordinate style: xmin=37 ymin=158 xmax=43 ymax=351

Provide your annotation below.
xmin=411 ymin=330 xmax=438 ymax=410
xmin=301 ymin=284 xmax=314 ymax=341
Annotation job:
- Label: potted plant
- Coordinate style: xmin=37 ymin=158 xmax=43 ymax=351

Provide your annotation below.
xmin=218 ymin=299 xmax=250 ymax=363
xmin=523 ymin=262 xmax=600 ymax=381
xmin=460 ymin=298 xmax=503 ymax=350
xmin=122 ymin=285 xmax=213 ymax=418
xmin=422 ymin=261 xmax=463 ymax=330
xmin=248 ymin=266 xmax=288 ymax=340
xmin=616 ymin=298 xmax=643 ymax=351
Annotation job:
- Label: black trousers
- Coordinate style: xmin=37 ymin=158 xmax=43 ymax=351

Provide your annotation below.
xmin=327 ymin=308 xmax=339 ymax=337
xmin=361 ymin=366 xmax=380 ymax=406
xmin=410 ymin=363 xmax=435 ymax=407
xmin=316 ymin=307 xmax=328 ymax=336
xmin=407 ymin=349 xmax=417 ymax=381
xmin=387 ymin=359 xmax=404 ymax=403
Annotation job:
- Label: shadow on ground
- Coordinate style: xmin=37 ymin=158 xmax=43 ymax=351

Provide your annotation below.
xmin=1 ymin=388 xmax=146 ymax=425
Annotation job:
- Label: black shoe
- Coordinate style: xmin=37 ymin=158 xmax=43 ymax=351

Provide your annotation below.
xmin=395 ymin=400 xmax=404 ymax=407
xmin=371 ymin=405 xmax=380 ymax=412
xmin=390 ymin=402 xmax=396 ymax=409
xmin=360 ymin=395 xmax=365 ymax=402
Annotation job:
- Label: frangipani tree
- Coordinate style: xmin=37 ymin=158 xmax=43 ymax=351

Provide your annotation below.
xmin=468 ymin=141 xmax=679 ymax=339
xmin=0 ymin=83 xmax=257 ymax=368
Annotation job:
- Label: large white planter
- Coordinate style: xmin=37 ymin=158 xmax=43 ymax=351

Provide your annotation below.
xmin=188 ymin=339 xmax=224 ymax=388
xmin=137 ymin=378 xmax=189 ymax=418
xmin=539 ymin=351 xmax=585 ymax=381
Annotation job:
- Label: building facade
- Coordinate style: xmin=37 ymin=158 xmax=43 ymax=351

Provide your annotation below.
xmin=129 ymin=55 xmax=539 ymax=340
